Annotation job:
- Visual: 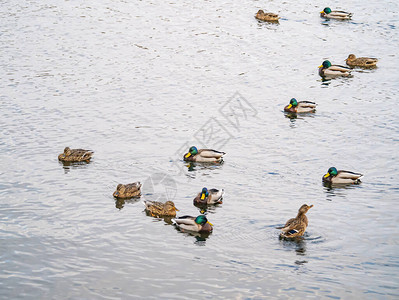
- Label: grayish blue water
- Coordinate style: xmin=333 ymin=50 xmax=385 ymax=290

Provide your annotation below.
xmin=1 ymin=0 xmax=399 ymax=298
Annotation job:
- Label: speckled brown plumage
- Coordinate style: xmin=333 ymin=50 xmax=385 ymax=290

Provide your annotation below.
xmin=255 ymin=10 xmax=280 ymax=22
xmin=113 ymin=182 xmax=142 ymax=199
xmin=58 ymin=147 xmax=93 ymax=162
xmin=144 ymin=200 xmax=179 ymax=217
xmin=277 ymin=204 xmax=313 ymax=238
xmin=346 ymin=54 xmax=378 ymax=68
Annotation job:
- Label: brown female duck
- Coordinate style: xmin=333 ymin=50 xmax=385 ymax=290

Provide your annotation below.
xmin=113 ymin=182 xmax=142 ymax=199
xmin=255 ymin=10 xmax=280 ymax=22
xmin=345 ymin=54 xmax=378 ymax=68
xmin=277 ymin=204 xmax=313 ymax=238
xmin=143 ymin=200 xmax=179 ymax=217
xmin=58 ymin=147 xmax=93 ymax=162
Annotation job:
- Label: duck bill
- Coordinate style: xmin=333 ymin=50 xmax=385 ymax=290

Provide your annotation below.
xmin=287 ymin=104 xmax=292 ymax=109
xmin=320 ymin=11 xmax=324 ymax=14
xmin=201 ymin=194 xmax=206 ymax=200
xmin=207 ymin=221 xmax=213 ymax=226
xmin=318 ymin=65 xmax=323 ymax=68
xmin=324 ymin=173 xmax=330 ymax=178
xmin=309 ymin=205 xmax=314 ymax=209
xmin=184 ymin=153 xmax=191 ymax=158
xmin=175 ymin=208 xmax=179 ymax=211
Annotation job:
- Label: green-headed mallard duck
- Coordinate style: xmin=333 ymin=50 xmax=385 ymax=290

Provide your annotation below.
xmin=345 ymin=54 xmax=378 ymax=68
xmin=320 ymin=7 xmax=352 ymax=20
xmin=277 ymin=204 xmax=313 ymax=238
xmin=323 ymin=167 xmax=363 ymax=184
xmin=143 ymin=200 xmax=179 ymax=217
xmin=183 ymin=146 xmax=225 ymax=163
xmin=255 ymin=10 xmax=280 ymax=22
xmin=172 ymin=215 xmax=213 ymax=233
xmin=284 ymin=98 xmax=317 ymax=113
xmin=319 ymin=60 xmax=352 ymax=77
xmin=113 ymin=182 xmax=142 ymax=198
xmin=193 ymin=187 xmax=224 ymax=206
xmin=58 ymin=147 xmax=93 ymax=162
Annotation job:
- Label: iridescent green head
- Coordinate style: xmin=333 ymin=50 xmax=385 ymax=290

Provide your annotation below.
xmin=321 ymin=60 xmax=332 ymax=68
xmin=195 ymin=215 xmax=209 ymax=225
xmin=290 ymin=98 xmax=298 ymax=107
xmin=201 ymin=187 xmax=209 ymax=200
xmin=184 ymin=146 xmax=198 ymax=159
xmin=324 ymin=167 xmax=338 ymax=178
xmin=323 ymin=7 xmax=332 ymax=14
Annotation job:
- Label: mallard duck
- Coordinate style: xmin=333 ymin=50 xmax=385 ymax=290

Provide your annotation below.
xmin=320 ymin=7 xmax=352 ymax=20
xmin=113 ymin=182 xmax=142 ymax=198
xmin=319 ymin=60 xmax=352 ymax=77
xmin=172 ymin=215 xmax=213 ymax=233
xmin=255 ymin=10 xmax=280 ymax=22
xmin=323 ymin=167 xmax=363 ymax=184
xmin=193 ymin=187 xmax=224 ymax=206
xmin=143 ymin=200 xmax=179 ymax=217
xmin=183 ymin=146 xmax=225 ymax=163
xmin=345 ymin=54 xmax=378 ymax=68
xmin=277 ymin=204 xmax=313 ymax=238
xmin=58 ymin=147 xmax=93 ymax=162
xmin=284 ymin=98 xmax=317 ymax=113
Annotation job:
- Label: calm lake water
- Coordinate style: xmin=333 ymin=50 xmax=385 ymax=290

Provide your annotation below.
xmin=1 ymin=0 xmax=399 ymax=298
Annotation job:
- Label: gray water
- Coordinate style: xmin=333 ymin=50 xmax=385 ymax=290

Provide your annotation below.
xmin=1 ymin=0 xmax=399 ymax=299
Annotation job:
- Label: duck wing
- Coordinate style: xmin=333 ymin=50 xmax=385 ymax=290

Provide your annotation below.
xmin=208 ymin=188 xmax=224 ymax=204
xmin=172 ymin=216 xmax=200 ymax=231
xmin=298 ymin=101 xmax=317 ymax=108
xmin=198 ymin=149 xmax=225 ymax=158
xmin=337 ymin=170 xmax=363 ymax=180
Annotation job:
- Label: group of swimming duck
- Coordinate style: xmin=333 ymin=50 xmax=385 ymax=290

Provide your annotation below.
xmin=58 ymin=144 xmax=363 ymax=238
xmin=257 ymin=7 xmax=378 ymax=83
xmin=56 ymin=6 xmax=371 ymax=239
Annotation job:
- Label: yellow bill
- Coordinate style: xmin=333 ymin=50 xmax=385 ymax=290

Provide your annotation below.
xmin=287 ymin=104 xmax=292 ymax=109
xmin=207 ymin=221 xmax=213 ymax=226
xmin=201 ymin=194 xmax=205 ymax=200
xmin=324 ymin=173 xmax=330 ymax=178
xmin=185 ymin=153 xmax=191 ymax=158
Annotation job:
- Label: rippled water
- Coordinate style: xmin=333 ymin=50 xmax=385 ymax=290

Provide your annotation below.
xmin=1 ymin=0 xmax=399 ymax=298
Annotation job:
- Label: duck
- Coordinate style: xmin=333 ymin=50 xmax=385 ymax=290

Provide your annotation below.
xmin=277 ymin=204 xmax=313 ymax=238
xmin=323 ymin=167 xmax=363 ymax=185
xmin=183 ymin=146 xmax=225 ymax=163
xmin=58 ymin=147 xmax=93 ymax=162
xmin=172 ymin=215 xmax=213 ymax=233
xmin=319 ymin=60 xmax=352 ymax=77
xmin=320 ymin=7 xmax=352 ymax=20
xmin=284 ymin=98 xmax=317 ymax=113
xmin=193 ymin=187 xmax=224 ymax=206
xmin=345 ymin=54 xmax=378 ymax=68
xmin=255 ymin=10 xmax=280 ymax=22
xmin=113 ymin=182 xmax=142 ymax=198
xmin=143 ymin=200 xmax=179 ymax=217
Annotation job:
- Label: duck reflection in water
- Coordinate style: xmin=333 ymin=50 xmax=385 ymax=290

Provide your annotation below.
xmin=114 ymin=197 xmax=140 ymax=210
xmin=185 ymin=161 xmax=224 ymax=172
xmin=280 ymin=235 xmax=307 ymax=257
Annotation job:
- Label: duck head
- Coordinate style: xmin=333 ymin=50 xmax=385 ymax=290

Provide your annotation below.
xmin=286 ymin=98 xmax=298 ymax=109
xmin=321 ymin=7 xmax=332 ymax=14
xmin=298 ymin=204 xmax=314 ymax=214
xmin=200 ymin=187 xmax=209 ymax=200
xmin=195 ymin=215 xmax=212 ymax=226
xmin=319 ymin=60 xmax=332 ymax=69
xmin=324 ymin=167 xmax=338 ymax=179
xmin=165 ymin=201 xmax=179 ymax=212
xmin=184 ymin=146 xmax=198 ymax=159
xmin=346 ymin=54 xmax=356 ymax=61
